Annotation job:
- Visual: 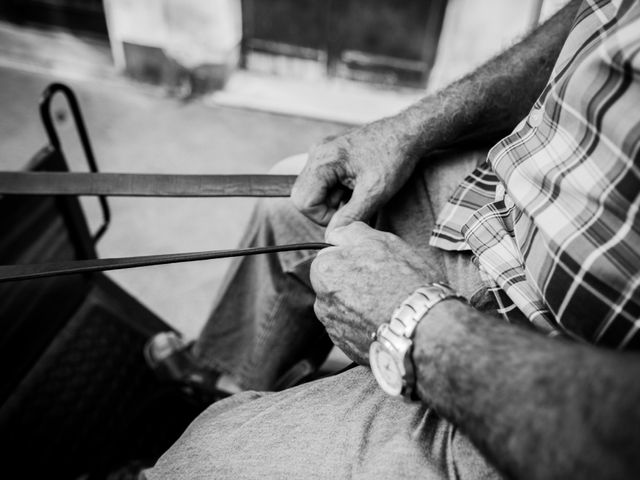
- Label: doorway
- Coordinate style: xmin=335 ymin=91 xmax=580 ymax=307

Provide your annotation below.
xmin=241 ymin=0 xmax=447 ymax=87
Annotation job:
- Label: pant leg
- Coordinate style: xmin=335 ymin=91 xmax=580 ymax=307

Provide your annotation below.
xmin=144 ymin=367 xmax=502 ymax=480
xmin=192 ymin=194 xmax=332 ymax=391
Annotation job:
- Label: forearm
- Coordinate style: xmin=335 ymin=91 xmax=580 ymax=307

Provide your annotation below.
xmin=413 ymin=299 xmax=640 ymax=480
xmin=394 ymin=0 xmax=581 ymax=154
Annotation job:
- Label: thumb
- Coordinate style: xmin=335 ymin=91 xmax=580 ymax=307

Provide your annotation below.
xmin=326 ymin=179 xmax=381 ymax=233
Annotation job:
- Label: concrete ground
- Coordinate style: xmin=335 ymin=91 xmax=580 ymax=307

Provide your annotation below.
xmin=0 ymin=64 xmax=345 ymax=338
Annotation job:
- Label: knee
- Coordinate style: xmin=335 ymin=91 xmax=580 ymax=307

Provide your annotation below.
xmin=268 ymin=153 xmax=308 ymax=175
xmin=256 ymin=196 xmax=300 ymax=225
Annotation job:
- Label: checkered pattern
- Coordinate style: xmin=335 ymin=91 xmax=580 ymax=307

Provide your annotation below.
xmin=430 ymin=0 xmax=640 ymax=348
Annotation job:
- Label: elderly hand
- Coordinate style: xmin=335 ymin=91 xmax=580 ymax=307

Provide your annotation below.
xmin=310 ymin=222 xmax=443 ymax=365
xmin=291 ymin=117 xmax=421 ymax=232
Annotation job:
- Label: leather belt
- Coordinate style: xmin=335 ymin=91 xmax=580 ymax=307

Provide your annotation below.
xmin=0 ymin=172 xmax=330 ymax=282
xmin=0 ymin=244 xmax=330 ymax=283
xmin=0 ymin=172 xmax=296 ymax=197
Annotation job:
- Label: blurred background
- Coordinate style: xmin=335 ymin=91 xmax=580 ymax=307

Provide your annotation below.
xmin=0 ymin=0 xmax=566 ymax=338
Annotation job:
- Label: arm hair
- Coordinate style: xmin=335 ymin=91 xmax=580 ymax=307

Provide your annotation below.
xmin=414 ymin=300 xmax=640 ymax=480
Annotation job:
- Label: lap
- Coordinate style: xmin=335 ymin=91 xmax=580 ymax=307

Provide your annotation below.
xmin=145 ymin=367 xmax=501 ymax=480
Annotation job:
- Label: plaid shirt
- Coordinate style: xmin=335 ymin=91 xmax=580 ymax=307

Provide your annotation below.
xmin=430 ymin=0 xmax=640 ymax=349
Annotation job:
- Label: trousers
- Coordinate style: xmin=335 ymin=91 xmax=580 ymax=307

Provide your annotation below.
xmin=145 ymin=149 xmax=503 ymax=479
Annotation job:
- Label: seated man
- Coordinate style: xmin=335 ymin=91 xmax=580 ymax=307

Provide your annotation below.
xmin=145 ymin=0 xmax=640 ymax=478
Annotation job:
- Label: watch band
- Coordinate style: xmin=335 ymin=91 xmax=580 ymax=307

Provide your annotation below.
xmin=370 ymin=282 xmax=466 ymax=399
xmin=388 ymin=283 xmax=458 ymax=340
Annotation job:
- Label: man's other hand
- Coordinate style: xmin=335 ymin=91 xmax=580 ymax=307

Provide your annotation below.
xmin=310 ymin=222 xmax=441 ymax=364
xmin=291 ymin=117 xmax=420 ymax=232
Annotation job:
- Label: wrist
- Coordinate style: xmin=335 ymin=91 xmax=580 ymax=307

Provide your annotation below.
xmin=412 ymin=298 xmax=474 ymax=400
xmin=369 ymin=283 xmax=467 ymax=399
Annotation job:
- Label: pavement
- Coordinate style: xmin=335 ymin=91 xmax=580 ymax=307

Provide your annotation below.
xmin=210 ymin=69 xmax=424 ymax=125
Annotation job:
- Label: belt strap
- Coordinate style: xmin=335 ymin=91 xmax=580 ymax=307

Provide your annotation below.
xmin=0 ymin=172 xmax=296 ymax=197
xmin=0 ymin=243 xmax=331 ymax=283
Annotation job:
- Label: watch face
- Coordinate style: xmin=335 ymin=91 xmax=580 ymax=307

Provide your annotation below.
xmin=370 ymin=341 xmax=403 ymax=396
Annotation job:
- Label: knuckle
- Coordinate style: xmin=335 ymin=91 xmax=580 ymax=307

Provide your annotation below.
xmin=309 ymin=256 xmax=321 ymax=282
xmin=361 ymin=172 xmax=384 ymax=195
xmin=313 ymin=298 xmax=325 ymax=319
xmin=351 ymin=221 xmax=368 ymax=231
xmin=309 ymin=141 xmax=333 ymax=161
xmin=344 ymin=221 xmax=369 ymax=238
xmin=343 ymin=221 xmax=360 ymax=232
xmin=327 ymin=225 xmax=349 ymax=244
xmin=309 ymin=139 xmax=348 ymax=170
xmin=310 ymin=253 xmax=331 ymax=286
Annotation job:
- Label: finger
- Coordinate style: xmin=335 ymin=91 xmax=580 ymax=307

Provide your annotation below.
xmin=291 ymin=154 xmax=346 ymax=226
xmin=313 ymin=298 xmax=324 ymax=321
xmin=291 ymin=168 xmax=330 ymax=223
xmin=325 ymin=221 xmax=374 ymax=246
xmin=305 ymin=185 xmax=349 ymax=225
xmin=309 ymin=246 xmax=340 ymax=291
xmin=326 ymin=178 xmax=383 ymax=233
xmin=327 ymin=185 xmax=350 ymax=210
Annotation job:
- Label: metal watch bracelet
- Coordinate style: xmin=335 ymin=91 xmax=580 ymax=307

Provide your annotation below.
xmin=369 ymin=282 xmax=467 ymax=399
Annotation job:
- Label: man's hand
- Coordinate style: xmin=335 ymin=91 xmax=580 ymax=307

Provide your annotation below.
xmin=309 ymin=222 xmax=442 ymax=364
xmin=291 ymin=117 xmax=421 ymax=232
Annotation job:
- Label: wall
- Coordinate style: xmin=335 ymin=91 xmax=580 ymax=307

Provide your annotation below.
xmin=428 ymin=0 xmax=569 ymax=92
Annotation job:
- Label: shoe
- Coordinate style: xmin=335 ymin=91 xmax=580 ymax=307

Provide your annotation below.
xmin=144 ymin=332 xmax=231 ymax=404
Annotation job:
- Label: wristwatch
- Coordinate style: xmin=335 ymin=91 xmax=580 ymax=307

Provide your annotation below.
xmin=369 ymin=282 xmax=465 ymax=399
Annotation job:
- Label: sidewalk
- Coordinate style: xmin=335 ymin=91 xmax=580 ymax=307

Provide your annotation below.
xmin=209 ymin=69 xmax=423 ymax=125
xmin=0 ymin=20 xmax=424 ymax=126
